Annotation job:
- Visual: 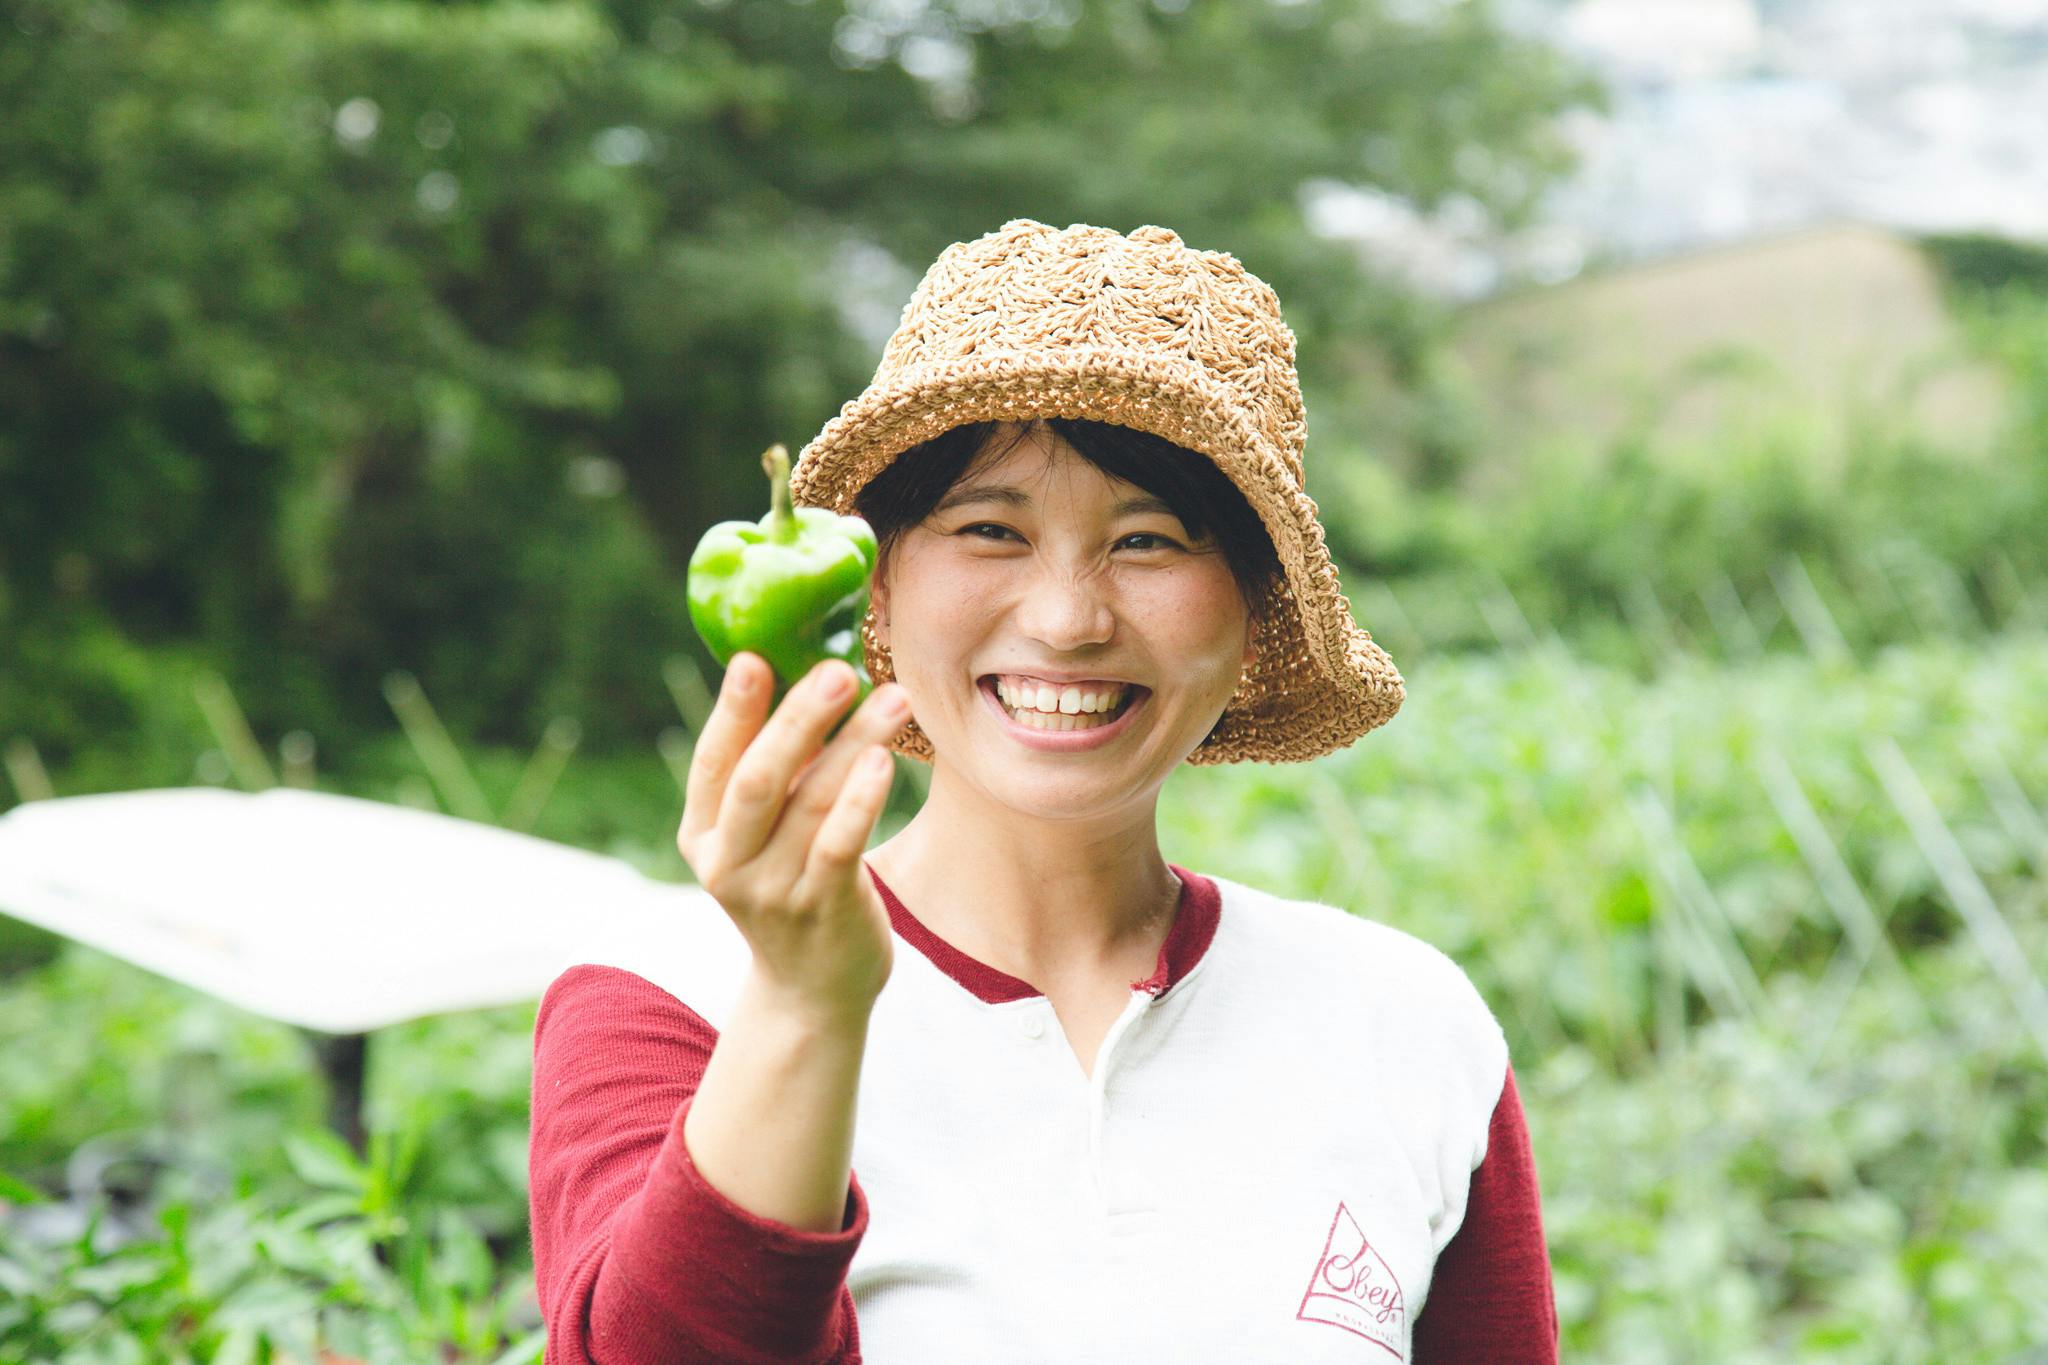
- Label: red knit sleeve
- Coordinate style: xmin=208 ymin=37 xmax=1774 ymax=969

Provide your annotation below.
xmin=528 ymin=964 xmax=866 ymax=1364
xmin=1411 ymin=1062 xmax=1558 ymax=1364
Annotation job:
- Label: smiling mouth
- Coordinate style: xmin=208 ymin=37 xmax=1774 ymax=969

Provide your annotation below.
xmin=978 ymin=676 xmax=1144 ymax=732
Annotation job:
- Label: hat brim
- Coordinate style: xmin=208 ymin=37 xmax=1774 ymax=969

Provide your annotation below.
xmin=789 ymin=347 xmax=1404 ymax=764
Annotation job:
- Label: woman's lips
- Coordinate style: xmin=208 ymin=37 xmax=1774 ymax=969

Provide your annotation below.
xmin=977 ymin=676 xmax=1149 ymax=752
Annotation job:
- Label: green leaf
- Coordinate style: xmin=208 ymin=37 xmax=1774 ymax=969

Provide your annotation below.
xmin=278 ymin=1193 xmax=367 ymax=1231
xmin=488 ymin=1327 xmax=549 ymax=1365
xmin=212 ymin=1327 xmax=259 ymax=1365
xmin=0 ymin=1171 xmax=47 ymax=1204
xmin=283 ymin=1130 xmax=369 ymax=1196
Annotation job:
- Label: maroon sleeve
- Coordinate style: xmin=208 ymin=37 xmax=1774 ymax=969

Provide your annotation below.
xmin=1411 ymin=1062 xmax=1558 ymax=1364
xmin=528 ymin=964 xmax=867 ymax=1364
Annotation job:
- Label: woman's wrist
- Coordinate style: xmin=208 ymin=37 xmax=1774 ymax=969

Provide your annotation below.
xmin=737 ymin=966 xmax=881 ymax=1038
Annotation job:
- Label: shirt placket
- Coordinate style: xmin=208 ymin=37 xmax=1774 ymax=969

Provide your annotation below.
xmin=1087 ymin=989 xmax=1162 ymax=1227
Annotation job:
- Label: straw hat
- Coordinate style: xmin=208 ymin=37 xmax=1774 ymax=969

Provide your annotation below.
xmin=788 ymin=218 xmax=1404 ymax=765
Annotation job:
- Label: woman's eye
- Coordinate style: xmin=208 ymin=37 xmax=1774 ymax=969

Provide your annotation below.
xmin=956 ymin=524 xmax=1179 ymax=551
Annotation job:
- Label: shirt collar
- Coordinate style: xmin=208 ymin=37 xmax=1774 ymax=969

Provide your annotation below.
xmin=862 ymin=859 xmax=1222 ymax=1005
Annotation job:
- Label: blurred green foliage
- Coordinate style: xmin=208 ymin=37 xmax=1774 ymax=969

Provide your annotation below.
xmin=1923 ymin=231 xmax=2048 ymax=300
xmin=1311 ymin=286 xmax=2048 ymax=672
xmin=0 ymin=0 xmax=1597 ymax=765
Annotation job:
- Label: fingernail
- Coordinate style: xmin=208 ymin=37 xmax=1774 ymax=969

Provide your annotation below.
xmin=819 ymin=664 xmax=852 ymax=699
xmin=881 ymin=688 xmax=911 ymax=719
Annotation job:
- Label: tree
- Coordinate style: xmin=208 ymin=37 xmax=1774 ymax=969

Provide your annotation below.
xmin=0 ymin=0 xmax=1599 ymax=759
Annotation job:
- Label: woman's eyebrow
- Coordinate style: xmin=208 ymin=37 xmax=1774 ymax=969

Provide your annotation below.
xmin=933 ymin=483 xmax=1177 ymax=519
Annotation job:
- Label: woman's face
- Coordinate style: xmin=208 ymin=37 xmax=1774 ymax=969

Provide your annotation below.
xmin=871 ymin=423 xmax=1256 ymax=820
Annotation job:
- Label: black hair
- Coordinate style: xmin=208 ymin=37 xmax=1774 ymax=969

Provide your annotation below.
xmin=853 ymin=418 xmax=1283 ymax=621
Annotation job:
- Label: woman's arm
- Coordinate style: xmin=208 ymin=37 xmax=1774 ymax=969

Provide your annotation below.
xmin=1410 ymin=1062 xmax=1558 ymax=1364
xmin=685 ymin=969 xmax=876 ymax=1233
xmin=531 ymin=650 xmax=904 ymax=1359
xmin=528 ymin=963 xmax=868 ymax=1365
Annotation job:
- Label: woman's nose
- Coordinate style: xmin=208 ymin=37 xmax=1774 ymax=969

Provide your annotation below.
xmin=1015 ymin=567 xmax=1116 ymax=649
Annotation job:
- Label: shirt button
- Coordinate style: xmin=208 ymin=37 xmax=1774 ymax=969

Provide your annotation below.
xmin=1019 ymin=1012 xmax=1045 ymax=1039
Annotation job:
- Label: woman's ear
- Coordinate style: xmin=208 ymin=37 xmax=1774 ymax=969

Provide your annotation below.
xmin=870 ymin=560 xmax=891 ymax=649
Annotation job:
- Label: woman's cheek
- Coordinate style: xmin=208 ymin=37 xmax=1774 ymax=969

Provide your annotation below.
xmin=1140 ymin=561 xmax=1238 ymax=625
xmin=933 ymin=553 xmax=1017 ymax=611
xmin=1154 ymin=564 xmax=1252 ymax=679
xmin=903 ymin=540 xmax=989 ymax=594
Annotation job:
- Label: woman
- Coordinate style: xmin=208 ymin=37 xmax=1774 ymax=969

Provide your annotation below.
xmin=529 ymin=220 xmax=1557 ymax=1363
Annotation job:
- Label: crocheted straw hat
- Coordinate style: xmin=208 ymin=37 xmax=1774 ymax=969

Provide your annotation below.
xmin=788 ymin=218 xmax=1405 ymax=765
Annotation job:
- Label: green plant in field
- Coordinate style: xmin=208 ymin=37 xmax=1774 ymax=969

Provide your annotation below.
xmin=0 ymin=949 xmax=543 ymax=1362
xmin=0 ymin=1128 xmax=543 ymax=1364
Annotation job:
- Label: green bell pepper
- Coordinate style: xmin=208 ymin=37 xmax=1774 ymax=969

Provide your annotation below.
xmin=687 ymin=442 xmax=879 ymax=711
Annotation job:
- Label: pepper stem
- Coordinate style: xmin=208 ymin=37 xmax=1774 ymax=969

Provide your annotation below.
xmin=762 ymin=443 xmax=798 ymax=542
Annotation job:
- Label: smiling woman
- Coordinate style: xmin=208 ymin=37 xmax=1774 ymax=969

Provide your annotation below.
xmin=851 ymin=415 xmax=1281 ymax=761
xmin=528 ymin=220 xmax=1558 ymax=1365
xmin=851 ymin=420 xmax=1259 ymax=788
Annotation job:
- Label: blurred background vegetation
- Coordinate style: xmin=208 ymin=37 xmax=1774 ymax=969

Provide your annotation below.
xmin=2 ymin=0 xmax=2045 ymax=1359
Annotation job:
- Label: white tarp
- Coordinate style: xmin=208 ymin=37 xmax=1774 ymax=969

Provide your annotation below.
xmin=0 ymin=786 xmax=727 ymax=1034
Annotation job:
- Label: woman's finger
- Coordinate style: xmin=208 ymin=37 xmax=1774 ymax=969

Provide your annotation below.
xmin=715 ymin=659 xmax=865 ymax=865
xmin=760 ymin=685 xmax=910 ymax=872
xmin=798 ymin=744 xmax=897 ymax=889
xmin=678 ymin=652 xmax=773 ymax=849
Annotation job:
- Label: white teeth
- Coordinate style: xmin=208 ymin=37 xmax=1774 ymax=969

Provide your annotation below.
xmin=987 ymin=676 xmax=1139 ymax=732
xmin=1008 ymin=708 xmax=1108 ymax=731
xmin=993 ymin=675 xmax=1129 ymax=716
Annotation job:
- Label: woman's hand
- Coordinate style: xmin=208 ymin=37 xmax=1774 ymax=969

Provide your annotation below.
xmin=677 ymin=651 xmax=910 ymax=1026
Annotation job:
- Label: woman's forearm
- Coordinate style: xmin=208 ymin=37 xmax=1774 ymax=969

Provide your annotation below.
xmin=681 ymin=969 xmax=875 ymax=1233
